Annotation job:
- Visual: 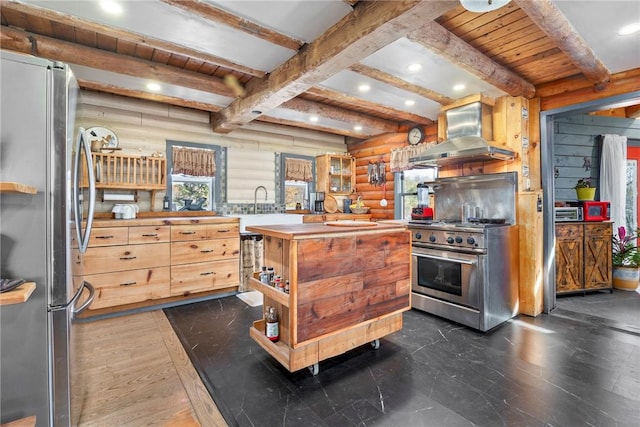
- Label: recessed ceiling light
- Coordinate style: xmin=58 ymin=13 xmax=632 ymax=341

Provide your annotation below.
xmin=99 ymin=0 xmax=123 ymax=15
xmin=358 ymin=84 xmax=370 ymax=93
xmin=407 ymin=63 xmax=422 ymax=72
xmin=453 ymin=83 xmax=466 ymax=91
xmin=146 ymin=82 xmax=161 ymax=91
xmin=309 ymin=116 xmax=319 ymax=122
xmin=353 ymin=125 xmax=363 ymax=131
xmin=404 ymin=100 xmax=416 ymax=106
xmin=618 ymin=22 xmax=640 ymax=36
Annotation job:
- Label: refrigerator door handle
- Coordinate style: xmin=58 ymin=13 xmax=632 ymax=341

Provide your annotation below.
xmin=71 ymin=281 xmax=95 ymax=315
xmin=73 ymin=128 xmax=96 ymax=253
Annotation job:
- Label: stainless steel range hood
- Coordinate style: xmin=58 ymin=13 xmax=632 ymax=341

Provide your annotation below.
xmin=410 ymin=101 xmax=516 ymax=167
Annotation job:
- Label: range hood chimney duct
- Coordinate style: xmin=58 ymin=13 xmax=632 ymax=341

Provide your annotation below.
xmin=410 ymin=101 xmax=516 ymax=166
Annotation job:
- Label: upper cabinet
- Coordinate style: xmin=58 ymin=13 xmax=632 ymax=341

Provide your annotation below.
xmin=316 ymin=154 xmax=355 ymax=195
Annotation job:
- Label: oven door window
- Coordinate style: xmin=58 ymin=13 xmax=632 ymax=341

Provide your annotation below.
xmin=412 ymin=251 xmax=479 ymax=309
xmin=416 ymin=256 xmax=466 ymax=295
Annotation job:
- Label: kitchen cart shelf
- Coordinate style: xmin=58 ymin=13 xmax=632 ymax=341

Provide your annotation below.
xmin=0 ymin=182 xmax=37 ymax=194
xmin=0 ymin=282 xmax=36 ymax=305
xmin=245 ymin=222 xmax=411 ymax=375
xmin=249 ymin=277 xmax=289 ymax=307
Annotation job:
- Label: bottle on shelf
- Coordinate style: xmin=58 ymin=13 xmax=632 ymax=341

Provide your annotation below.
xmin=260 ymin=266 xmax=269 ymax=284
xmin=265 ymin=306 xmax=279 ymax=342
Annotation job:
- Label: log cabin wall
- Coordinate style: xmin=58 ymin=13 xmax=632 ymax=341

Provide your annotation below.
xmin=78 ymin=91 xmax=347 ymax=213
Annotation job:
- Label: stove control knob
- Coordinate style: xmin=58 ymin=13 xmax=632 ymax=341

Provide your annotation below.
xmin=429 ymin=235 xmax=436 ymax=242
xmin=415 ymin=232 xmax=422 ymax=240
xmin=467 ymin=236 xmax=476 ymax=245
xmin=446 ymin=237 xmax=454 ymax=244
xmin=455 ymin=236 xmax=463 ymax=244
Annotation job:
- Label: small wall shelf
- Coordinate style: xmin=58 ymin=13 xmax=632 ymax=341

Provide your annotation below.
xmin=0 ymin=182 xmax=37 ymax=194
xmin=0 ymin=282 xmax=36 ymax=305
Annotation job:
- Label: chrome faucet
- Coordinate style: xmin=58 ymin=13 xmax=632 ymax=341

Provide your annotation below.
xmin=254 ymin=185 xmax=267 ymax=214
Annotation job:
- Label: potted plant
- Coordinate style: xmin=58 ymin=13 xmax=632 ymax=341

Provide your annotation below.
xmin=611 ymin=226 xmax=640 ymax=291
xmin=574 ymin=177 xmax=596 ymax=201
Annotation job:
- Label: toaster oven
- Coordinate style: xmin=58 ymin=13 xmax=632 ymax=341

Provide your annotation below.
xmin=554 ymin=207 xmax=582 ymax=222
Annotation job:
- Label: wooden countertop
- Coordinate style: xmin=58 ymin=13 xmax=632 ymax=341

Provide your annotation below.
xmin=245 ymin=221 xmax=407 ymax=240
xmin=91 ymin=216 xmax=239 ymax=227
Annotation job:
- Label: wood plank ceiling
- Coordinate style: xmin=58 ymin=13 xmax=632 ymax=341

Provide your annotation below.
xmin=1 ymin=0 xmax=638 ymax=140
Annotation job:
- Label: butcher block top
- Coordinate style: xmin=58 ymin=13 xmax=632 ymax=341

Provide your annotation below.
xmin=246 ymin=221 xmax=406 ymax=240
xmin=91 ymin=216 xmax=239 ymax=228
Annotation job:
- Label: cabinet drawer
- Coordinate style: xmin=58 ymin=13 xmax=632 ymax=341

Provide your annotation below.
xmin=585 ymin=223 xmax=611 ymax=239
xmin=207 ymin=223 xmax=239 ymax=237
xmin=83 ymin=227 xmax=129 ymax=247
xmin=128 ymin=226 xmax=170 ymax=244
xmin=76 ymin=267 xmax=170 ymax=309
xmin=171 ymin=238 xmax=240 ymax=265
xmin=171 ymin=225 xmax=209 ymax=241
xmin=73 ymin=243 xmax=170 ymax=275
xmin=555 ymin=224 xmax=583 ymax=240
xmin=171 ymin=259 xmax=239 ymax=296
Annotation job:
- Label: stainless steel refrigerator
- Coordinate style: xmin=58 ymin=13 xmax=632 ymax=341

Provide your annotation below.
xmin=1 ymin=51 xmax=96 ymax=426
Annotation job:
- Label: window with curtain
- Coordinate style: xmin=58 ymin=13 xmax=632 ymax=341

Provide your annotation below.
xmin=166 ymin=141 xmax=222 ymax=212
xmin=281 ymin=154 xmax=315 ymax=210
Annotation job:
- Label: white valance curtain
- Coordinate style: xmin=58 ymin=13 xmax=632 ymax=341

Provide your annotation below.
xmin=390 ymin=141 xmax=437 ymax=172
xmin=284 ymin=158 xmax=313 ymax=182
xmin=172 ymin=146 xmax=216 ymax=177
xmin=599 ymin=134 xmax=627 ymax=230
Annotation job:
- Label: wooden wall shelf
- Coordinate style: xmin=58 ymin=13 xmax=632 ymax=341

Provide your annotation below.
xmin=0 ymin=282 xmax=36 ymax=305
xmin=0 ymin=182 xmax=37 ymax=194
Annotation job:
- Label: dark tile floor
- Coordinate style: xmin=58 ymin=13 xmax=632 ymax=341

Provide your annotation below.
xmin=165 ymin=290 xmax=640 ymax=427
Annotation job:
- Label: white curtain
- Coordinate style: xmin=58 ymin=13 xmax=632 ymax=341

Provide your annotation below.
xmin=599 ymin=134 xmax=627 ymax=230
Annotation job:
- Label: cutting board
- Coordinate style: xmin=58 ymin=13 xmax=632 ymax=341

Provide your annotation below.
xmin=324 ymin=195 xmax=338 ymax=213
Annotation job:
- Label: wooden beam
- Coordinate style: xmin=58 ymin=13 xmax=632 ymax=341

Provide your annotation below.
xmin=0 ymin=26 xmax=235 ymax=97
xmin=626 ymin=104 xmax=640 ymax=119
xmin=211 ymin=0 xmax=459 ymax=133
xmin=279 ymin=97 xmax=399 ymax=135
xmin=305 ymin=87 xmax=435 ymax=125
xmin=78 ymin=80 xmax=222 ymax=113
xmin=408 ymin=21 xmax=536 ymax=98
xmin=513 ymin=0 xmax=611 ymax=86
xmin=349 ymin=63 xmax=455 ymax=105
xmin=1 ymin=0 xmax=265 ymax=78
xmin=258 ymin=116 xmax=364 ymax=139
xmin=161 ymin=0 xmax=303 ymax=51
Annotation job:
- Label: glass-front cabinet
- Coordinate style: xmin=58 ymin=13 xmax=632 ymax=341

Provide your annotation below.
xmin=316 ymin=154 xmax=355 ymax=195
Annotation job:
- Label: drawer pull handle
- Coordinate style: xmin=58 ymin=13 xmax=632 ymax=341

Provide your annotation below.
xmin=200 ymin=249 xmax=214 ymax=253
xmin=120 ymin=256 xmax=137 ymax=260
xmin=180 ymin=231 xmax=196 ymax=235
xmin=142 ymin=233 xmax=158 ymax=237
xmin=218 ymin=229 xmax=231 ymax=233
xmin=200 ymin=272 xmax=215 ymax=276
xmin=120 ymin=281 xmax=137 ymax=286
xmin=96 ymin=235 xmax=114 ymax=239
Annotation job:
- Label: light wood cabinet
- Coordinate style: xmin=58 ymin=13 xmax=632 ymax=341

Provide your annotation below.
xmin=555 ymin=222 xmax=612 ymax=294
xmin=73 ymin=217 xmax=240 ymax=314
xmin=316 ymin=154 xmax=355 ymax=195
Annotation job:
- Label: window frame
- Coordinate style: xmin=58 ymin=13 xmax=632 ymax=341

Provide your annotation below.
xmin=394 ymin=168 xmax=438 ymax=219
xmin=166 ymin=140 xmax=223 ymax=212
xmin=279 ymin=153 xmax=316 ymax=210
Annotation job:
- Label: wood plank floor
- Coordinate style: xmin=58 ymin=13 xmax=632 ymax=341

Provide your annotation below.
xmin=75 ymin=310 xmax=227 ymax=427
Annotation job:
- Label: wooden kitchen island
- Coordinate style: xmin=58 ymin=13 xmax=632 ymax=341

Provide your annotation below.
xmin=246 ymin=221 xmax=411 ymax=375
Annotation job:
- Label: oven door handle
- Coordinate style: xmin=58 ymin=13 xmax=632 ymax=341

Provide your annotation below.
xmin=413 ymin=253 xmax=477 ymax=265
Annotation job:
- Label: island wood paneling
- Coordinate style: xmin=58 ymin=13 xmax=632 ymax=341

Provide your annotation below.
xmin=295 ymin=231 xmax=410 ymax=343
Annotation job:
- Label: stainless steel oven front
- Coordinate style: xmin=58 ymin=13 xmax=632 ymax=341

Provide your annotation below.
xmin=411 ymin=244 xmax=481 ymax=310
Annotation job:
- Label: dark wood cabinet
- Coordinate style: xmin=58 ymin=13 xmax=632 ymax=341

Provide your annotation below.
xmin=555 ymin=222 xmax=612 ymax=294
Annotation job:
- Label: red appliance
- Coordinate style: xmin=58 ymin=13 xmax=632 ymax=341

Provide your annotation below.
xmin=582 ymin=201 xmax=610 ymax=221
xmin=412 ymin=183 xmax=433 ymax=220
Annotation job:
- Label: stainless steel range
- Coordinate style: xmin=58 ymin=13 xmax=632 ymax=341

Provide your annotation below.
xmin=409 ymin=172 xmax=519 ymax=331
